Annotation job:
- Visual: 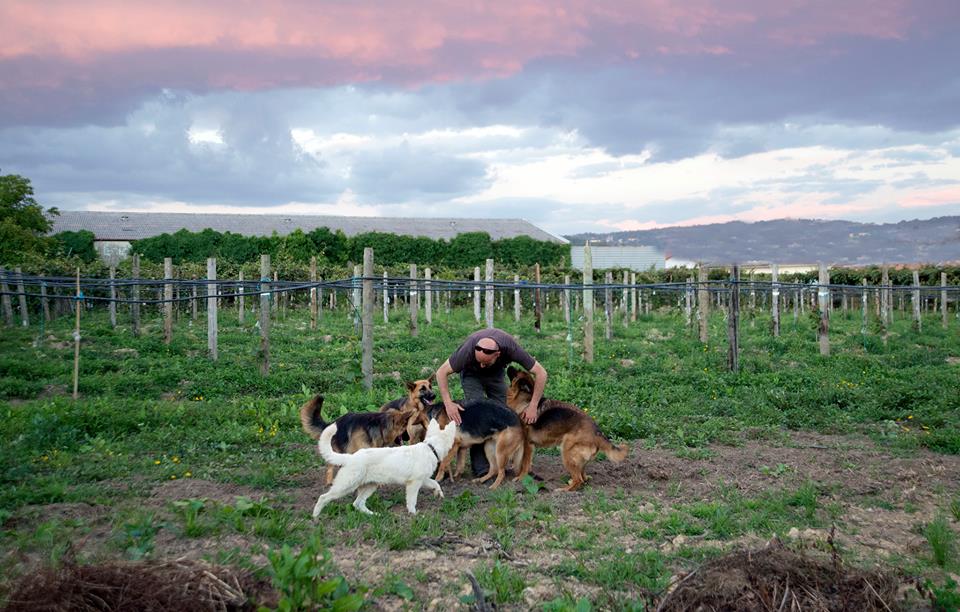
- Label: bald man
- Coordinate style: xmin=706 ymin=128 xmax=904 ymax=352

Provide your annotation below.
xmin=435 ymin=328 xmax=548 ymax=476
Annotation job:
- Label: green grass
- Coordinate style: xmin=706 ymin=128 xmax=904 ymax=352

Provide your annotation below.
xmin=1 ymin=298 xmax=959 ymax=608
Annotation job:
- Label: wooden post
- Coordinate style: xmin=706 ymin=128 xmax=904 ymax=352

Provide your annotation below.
xmin=912 ymin=270 xmax=922 ymax=332
xmin=163 ymin=258 xmax=173 ymax=344
xmin=309 ymin=257 xmax=317 ymax=330
xmin=514 ymin=274 xmax=521 ymax=322
xmin=473 ymin=266 xmax=481 ymax=322
xmin=131 ymin=254 xmax=141 ymax=337
xmin=259 ymin=255 xmax=270 ymax=375
xmin=14 ymin=267 xmax=28 ymax=327
xmin=697 ymin=265 xmax=709 ymax=343
xmin=362 ymin=248 xmax=374 ymax=390
xmin=207 ymin=258 xmax=218 ymax=360
xmin=382 ymin=270 xmax=389 ymax=323
xmin=818 ymin=263 xmax=830 ymax=356
xmin=534 ymin=263 xmax=542 ymax=333
xmin=603 ymin=271 xmax=612 ymax=340
xmin=352 ymin=264 xmax=361 ymax=327
xmin=620 ymin=270 xmax=628 ymax=328
xmin=583 ymin=244 xmax=594 ymax=363
xmin=727 ymin=265 xmax=740 ymax=373
xmin=409 ymin=264 xmax=419 ymax=337
xmin=771 ymin=264 xmax=780 ymax=337
xmin=564 ymin=275 xmax=571 ymax=325
xmin=0 ymin=268 xmax=13 ymax=326
xmin=942 ymin=272 xmax=949 ymax=329
xmin=238 ymin=270 xmax=245 ymax=324
xmin=425 ymin=267 xmax=433 ymax=325
xmin=685 ymin=276 xmax=693 ymax=328
xmin=861 ymin=278 xmax=868 ymax=335
xmin=485 ymin=259 xmax=494 ymax=329
xmin=72 ymin=268 xmax=81 ymax=399
xmin=108 ymin=260 xmax=116 ymax=328
xmin=630 ymin=272 xmax=637 ymax=323
xmin=881 ymin=265 xmax=890 ymax=327
xmin=191 ymin=277 xmax=198 ymax=321
xmin=40 ymin=273 xmax=50 ymax=324
xmin=273 ymin=270 xmax=280 ymax=316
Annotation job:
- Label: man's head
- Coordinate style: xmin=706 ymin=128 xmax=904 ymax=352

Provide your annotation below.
xmin=473 ymin=337 xmax=501 ymax=368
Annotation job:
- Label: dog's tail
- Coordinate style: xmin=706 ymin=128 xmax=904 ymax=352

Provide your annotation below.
xmin=597 ymin=433 xmax=630 ymax=463
xmin=318 ymin=423 xmax=349 ymax=465
xmin=299 ymin=395 xmax=329 ymax=439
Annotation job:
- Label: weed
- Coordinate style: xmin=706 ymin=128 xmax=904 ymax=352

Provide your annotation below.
xmin=925 ymin=516 xmax=956 ymax=568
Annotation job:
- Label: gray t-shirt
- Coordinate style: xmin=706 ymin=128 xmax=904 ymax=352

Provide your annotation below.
xmin=448 ymin=328 xmax=535 ymax=375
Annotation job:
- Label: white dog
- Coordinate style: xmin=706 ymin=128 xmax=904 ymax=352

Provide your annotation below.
xmin=312 ymin=418 xmax=458 ymax=518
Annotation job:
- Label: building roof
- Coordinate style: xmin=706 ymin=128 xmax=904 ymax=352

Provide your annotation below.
xmin=50 ymin=210 xmax=568 ymax=244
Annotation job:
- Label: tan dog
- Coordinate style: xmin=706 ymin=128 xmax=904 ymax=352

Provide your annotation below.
xmin=300 ymin=395 xmax=421 ymax=485
xmin=506 ymin=367 xmax=629 ymax=491
xmin=379 ymin=377 xmax=435 ymax=443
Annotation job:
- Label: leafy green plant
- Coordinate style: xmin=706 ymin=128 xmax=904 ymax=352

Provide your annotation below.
xmin=119 ymin=513 xmax=162 ymax=560
xmin=172 ymin=498 xmax=208 ymax=537
xmin=263 ymin=534 xmax=365 ymax=612
xmin=927 ymin=577 xmax=960 ymax=612
xmin=475 ymin=560 xmax=526 ymax=605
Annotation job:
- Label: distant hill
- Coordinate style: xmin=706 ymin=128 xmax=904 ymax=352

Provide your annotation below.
xmin=565 ymin=217 xmax=960 ymax=266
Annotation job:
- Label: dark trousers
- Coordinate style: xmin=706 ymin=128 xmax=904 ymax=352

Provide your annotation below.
xmin=460 ymin=370 xmax=508 ymax=476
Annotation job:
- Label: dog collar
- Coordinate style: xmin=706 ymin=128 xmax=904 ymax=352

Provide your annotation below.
xmin=426 ymin=442 xmax=441 ymax=463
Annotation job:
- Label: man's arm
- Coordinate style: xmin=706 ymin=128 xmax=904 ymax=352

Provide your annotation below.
xmin=521 ymin=361 xmax=548 ymax=424
xmin=435 ymin=359 xmax=464 ymax=425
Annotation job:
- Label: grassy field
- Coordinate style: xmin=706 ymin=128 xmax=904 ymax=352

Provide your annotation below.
xmin=1 ymin=297 xmax=959 ymax=609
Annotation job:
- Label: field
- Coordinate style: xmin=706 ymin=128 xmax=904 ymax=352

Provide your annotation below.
xmin=1 ymin=294 xmax=959 ymax=610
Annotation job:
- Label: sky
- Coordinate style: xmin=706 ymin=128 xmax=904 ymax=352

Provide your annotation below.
xmin=1 ymin=0 xmax=959 ymax=237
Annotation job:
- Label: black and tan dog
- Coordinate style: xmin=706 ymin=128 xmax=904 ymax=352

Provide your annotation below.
xmin=427 ymin=398 xmax=529 ymax=489
xmin=506 ymin=367 xmax=629 ymax=491
xmin=379 ymin=377 xmax=435 ymax=443
xmin=300 ymin=395 xmax=422 ymax=485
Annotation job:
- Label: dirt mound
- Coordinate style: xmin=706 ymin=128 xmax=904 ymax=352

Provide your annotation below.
xmin=657 ymin=538 xmax=903 ymax=612
xmin=2 ymin=558 xmax=274 ymax=612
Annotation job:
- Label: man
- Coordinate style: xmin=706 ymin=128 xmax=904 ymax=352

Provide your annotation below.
xmin=435 ymin=328 xmax=548 ymax=476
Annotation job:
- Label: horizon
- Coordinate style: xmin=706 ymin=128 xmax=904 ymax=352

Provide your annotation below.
xmin=2 ymin=1 xmax=959 ymax=236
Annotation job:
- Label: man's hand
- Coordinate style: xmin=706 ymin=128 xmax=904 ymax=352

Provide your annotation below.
xmin=521 ymin=405 xmax=538 ymax=424
xmin=445 ymin=401 xmax=464 ymax=425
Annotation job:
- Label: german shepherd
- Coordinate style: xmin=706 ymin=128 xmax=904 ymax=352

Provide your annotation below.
xmin=427 ymin=398 xmax=529 ymax=489
xmin=506 ymin=367 xmax=629 ymax=491
xmin=300 ymin=395 xmax=422 ymax=485
xmin=380 ymin=377 xmax=435 ymax=443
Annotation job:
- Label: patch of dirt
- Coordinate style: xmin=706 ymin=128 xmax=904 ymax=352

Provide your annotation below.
xmin=2 ymin=558 xmax=272 ymax=612
xmin=149 ymin=478 xmax=264 ymax=508
xmin=657 ymin=538 xmax=905 ymax=612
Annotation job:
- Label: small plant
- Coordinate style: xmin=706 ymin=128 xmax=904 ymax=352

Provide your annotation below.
xmin=759 ymin=463 xmax=791 ymax=477
xmin=264 ymin=534 xmax=365 ymax=611
xmin=119 ymin=513 xmax=162 ymax=560
xmin=950 ymin=493 xmax=960 ymax=522
xmin=474 ymin=560 xmax=526 ymax=605
xmin=925 ymin=516 xmax=956 ymax=568
xmin=172 ymin=498 xmax=207 ymax=537
xmin=927 ymin=577 xmax=960 ymax=612
xmin=789 ymin=481 xmax=819 ymax=521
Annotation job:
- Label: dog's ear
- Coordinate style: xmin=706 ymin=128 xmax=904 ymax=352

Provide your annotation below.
xmin=507 ymin=366 xmax=519 ymax=381
xmin=405 ymin=380 xmax=416 ymax=392
xmin=426 ymin=418 xmax=440 ymax=436
xmin=427 ymin=372 xmax=436 ymax=384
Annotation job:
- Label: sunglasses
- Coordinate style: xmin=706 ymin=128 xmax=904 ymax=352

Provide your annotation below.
xmin=474 ymin=345 xmax=500 ymax=355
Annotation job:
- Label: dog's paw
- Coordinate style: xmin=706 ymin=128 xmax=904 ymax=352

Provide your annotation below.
xmin=434 ymin=487 xmax=444 ymax=499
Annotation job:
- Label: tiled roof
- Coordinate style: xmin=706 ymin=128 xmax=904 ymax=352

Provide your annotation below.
xmin=50 ymin=211 xmax=568 ymax=244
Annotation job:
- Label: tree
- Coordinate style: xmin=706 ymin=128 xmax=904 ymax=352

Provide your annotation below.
xmin=53 ymin=230 xmax=98 ymax=263
xmin=0 ymin=173 xmax=58 ymax=263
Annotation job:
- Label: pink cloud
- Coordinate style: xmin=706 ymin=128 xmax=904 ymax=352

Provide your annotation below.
xmin=898 ymin=186 xmax=960 ymax=208
xmin=0 ymin=0 xmax=920 ymax=87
